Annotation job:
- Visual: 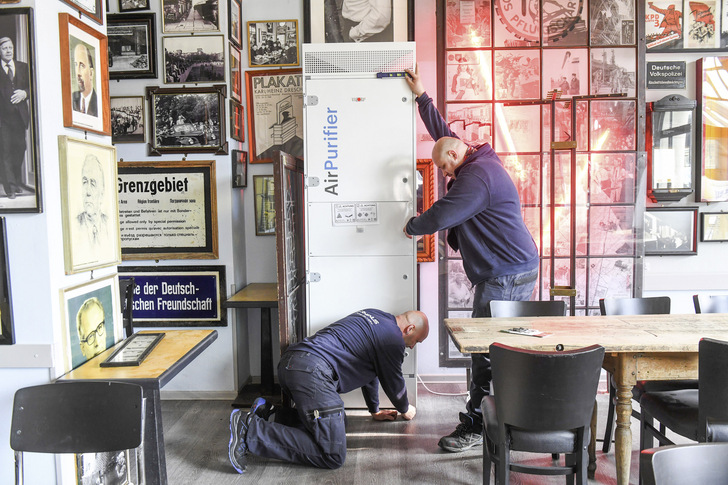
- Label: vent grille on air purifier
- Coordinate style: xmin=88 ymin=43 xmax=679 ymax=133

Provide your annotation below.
xmin=303 ymin=48 xmax=414 ymax=75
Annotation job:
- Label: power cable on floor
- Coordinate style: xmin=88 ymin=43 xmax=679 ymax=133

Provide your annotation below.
xmin=416 ymin=374 xmax=469 ymax=396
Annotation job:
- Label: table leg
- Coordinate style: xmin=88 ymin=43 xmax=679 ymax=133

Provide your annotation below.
xmin=614 ymin=382 xmax=633 ymax=485
xmin=260 ymin=307 xmax=274 ymax=395
xmin=140 ymin=384 xmax=166 ymax=485
xmin=588 ymin=401 xmax=597 ymax=479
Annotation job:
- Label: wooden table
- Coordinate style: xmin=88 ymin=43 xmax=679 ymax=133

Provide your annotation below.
xmin=446 ymin=313 xmax=728 ymax=485
xmin=58 ymin=329 xmax=218 ymax=485
xmin=224 ymin=283 xmax=278 ymax=398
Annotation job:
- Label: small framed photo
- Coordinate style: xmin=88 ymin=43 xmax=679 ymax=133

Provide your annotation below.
xmin=253 ymin=175 xmax=275 ymax=236
xmin=147 ymin=84 xmax=228 ymax=156
xmin=59 ymin=0 xmax=103 ymax=24
xmin=163 ymin=35 xmax=225 ymax=84
xmin=58 ymin=136 xmax=121 ymax=274
xmin=59 ymin=13 xmax=111 ymax=136
xmin=107 ymin=13 xmax=157 ymax=80
xmin=0 ymin=218 xmax=15 ymax=345
xmin=304 ymin=0 xmax=414 ymax=42
xmin=100 ymin=332 xmax=164 ymax=367
xmin=232 ymin=149 xmax=247 ymax=188
xmin=76 ymin=450 xmax=136 ymax=485
xmin=644 ymin=206 xmax=698 ymax=256
xmin=229 ymin=0 xmax=243 ymax=48
xmin=701 ymin=212 xmax=728 ymax=242
xmin=111 ymin=96 xmax=145 ymax=144
xmin=247 ymin=20 xmax=300 ymax=67
xmin=162 ymin=0 xmax=219 ymax=33
xmin=230 ymin=100 xmax=244 ymax=142
xmin=229 ymin=44 xmax=242 ymax=102
xmin=416 ymin=160 xmax=435 ymax=263
xmin=119 ymin=0 xmax=149 ymax=12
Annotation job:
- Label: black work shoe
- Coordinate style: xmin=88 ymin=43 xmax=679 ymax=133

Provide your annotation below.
xmin=438 ymin=412 xmax=483 ymax=452
xmin=229 ymin=408 xmax=248 ymax=473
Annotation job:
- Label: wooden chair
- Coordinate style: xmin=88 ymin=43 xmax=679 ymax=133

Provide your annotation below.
xmin=10 ymin=381 xmax=144 ymax=485
xmin=640 ymin=442 xmax=728 ymax=484
xmin=482 ymin=343 xmax=604 ymax=485
xmin=488 ymin=299 xmax=566 ymax=318
xmin=693 ymin=294 xmax=728 ymax=314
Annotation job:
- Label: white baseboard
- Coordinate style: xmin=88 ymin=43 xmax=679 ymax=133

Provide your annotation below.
xmin=161 ymin=390 xmax=238 ymax=400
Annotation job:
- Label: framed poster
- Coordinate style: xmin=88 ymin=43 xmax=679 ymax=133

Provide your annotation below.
xmin=0 ymin=8 xmax=42 ymax=213
xmin=229 ymin=0 xmax=243 ymax=48
xmin=590 ymin=0 xmax=636 ymax=45
xmin=646 ymin=0 xmax=728 ymax=51
xmin=60 ymin=274 xmax=122 ymax=372
xmin=230 ymin=100 xmax=244 ymax=142
xmin=700 ymin=212 xmax=728 ymax=241
xmin=229 ymin=44 xmax=242 ymax=102
xmin=117 ymin=160 xmax=219 ymax=260
xmin=162 ymin=0 xmax=219 ymax=33
xmin=0 ymin=218 xmax=14 ymax=345
xmin=245 ymin=69 xmax=303 ymax=163
xmin=59 ymin=0 xmax=103 ymax=24
xmin=163 ymin=35 xmax=225 ymax=84
xmin=111 ymin=96 xmax=145 ymax=144
xmin=146 ymin=84 xmax=228 ymax=156
xmin=696 ymin=57 xmax=728 ymax=202
xmin=107 ymin=13 xmax=157 ymax=80
xmin=416 ymin=160 xmax=435 ymax=263
xmin=247 ymin=20 xmax=300 ymax=67
xmin=120 ymin=0 xmax=149 ymax=11
xmin=445 ymin=0 xmax=491 ymax=48
xmin=58 ymin=13 xmax=111 ymax=136
xmin=58 ymin=136 xmax=121 ymax=274
xmin=232 ymin=149 xmax=247 ymax=188
xmin=644 ymin=206 xmax=698 ymax=255
xmin=304 ymin=0 xmax=414 ymax=42
xmin=254 ymin=175 xmax=275 ymax=236
xmin=118 ymin=265 xmax=227 ymax=327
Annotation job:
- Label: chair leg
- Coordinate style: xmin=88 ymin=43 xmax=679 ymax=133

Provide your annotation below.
xmin=640 ymin=410 xmax=654 ymax=452
xmin=497 ymin=443 xmax=509 ymax=485
xmin=602 ymin=375 xmax=616 ymax=453
xmin=483 ymin=437 xmax=491 ymax=485
xmin=14 ymin=450 xmax=23 ymax=485
xmin=565 ymin=453 xmax=576 ymax=485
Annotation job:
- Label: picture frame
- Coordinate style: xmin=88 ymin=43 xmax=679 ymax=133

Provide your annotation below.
xmin=117 ymin=160 xmax=219 ymax=260
xmin=696 ymin=57 xmax=728 ymax=202
xmin=162 ymin=35 xmax=225 ymax=84
xmin=254 ymin=175 xmax=275 ymax=236
xmin=107 ymin=13 xmax=157 ymax=80
xmin=247 ymin=20 xmax=300 ymax=67
xmin=416 ymin=159 xmax=435 ymax=263
xmin=118 ymin=265 xmax=227 ymax=327
xmin=229 ymin=44 xmax=242 ymax=103
xmin=60 ymin=274 xmax=123 ymax=372
xmin=645 ymin=0 xmax=728 ymax=51
xmin=0 ymin=8 xmax=42 ymax=213
xmin=644 ymin=206 xmax=698 ymax=256
xmin=230 ymin=100 xmax=244 ymax=142
xmin=58 ymin=136 xmax=121 ymax=274
xmin=162 ymin=0 xmax=219 ymax=33
xmin=59 ymin=13 xmax=111 ymax=136
xmin=304 ymin=0 xmax=414 ymax=42
xmin=245 ymin=69 xmax=303 ymax=163
xmin=146 ymin=84 xmax=228 ymax=156
xmin=111 ymin=96 xmax=145 ymax=144
xmin=59 ymin=0 xmax=103 ymax=24
xmin=76 ymin=449 xmax=136 ymax=485
xmin=119 ymin=0 xmax=149 ymax=12
xmin=0 ymin=218 xmax=15 ymax=345
xmin=229 ymin=0 xmax=243 ymax=49
xmin=700 ymin=212 xmax=728 ymax=242
xmin=100 ymin=332 xmax=164 ymax=367
xmin=232 ymin=149 xmax=247 ymax=188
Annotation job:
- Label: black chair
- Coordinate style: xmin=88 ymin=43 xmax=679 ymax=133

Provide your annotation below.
xmin=640 ymin=338 xmax=728 ymax=451
xmin=10 ymin=381 xmax=144 ymax=485
xmin=489 ymin=299 xmax=566 ymax=318
xmin=482 ymin=343 xmax=605 ymax=485
xmin=640 ymin=442 xmax=728 ymax=485
xmin=693 ymin=294 xmax=728 ymax=314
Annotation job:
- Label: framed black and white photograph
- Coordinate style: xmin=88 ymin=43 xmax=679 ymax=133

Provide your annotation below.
xmin=304 ymin=0 xmax=414 ymax=42
xmin=232 ymin=149 xmax=247 ymax=188
xmin=542 ymin=48 xmax=588 ymax=98
xmin=494 ymin=50 xmax=540 ymax=100
xmin=119 ymin=0 xmax=149 ymax=12
xmin=701 ymin=212 xmax=728 ymax=241
xmin=590 ymin=47 xmax=637 ymax=97
xmin=445 ymin=0 xmax=491 ymax=48
xmin=147 ymin=84 xmax=228 ymax=156
xmin=230 ymin=99 xmax=244 ymax=142
xmin=445 ymin=103 xmax=492 ymax=146
xmin=162 ymin=0 xmax=219 ymax=33
xmin=100 ymin=332 xmax=164 ymax=366
xmin=644 ymin=206 xmax=698 ymax=256
xmin=163 ymin=35 xmax=224 ymax=84
xmin=591 ymin=0 xmax=635 ymax=45
xmin=229 ymin=44 xmax=242 ymax=102
xmin=0 ymin=8 xmax=42 ymax=213
xmin=76 ymin=449 xmax=136 ymax=485
xmin=247 ymin=20 xmax=299 ymax=67
xmin=107 ymin=13 xmax=157 ymax=80
xmin=0 ymin=218 xmax=14 ymax=345
xmin=493 ymin=104 xmax=540 ymax=153
xmin=254 ymin=175 xmax=275 ymax=236
xmin=60 ymin=0 xmax=103 ymax=24
xmin=590 ymin=100 xmax=636 ymax=151
xmin=111 ymin=96 xmax=145 ymax=144
xmin=445 ymin=50 xmax=492 ymax=101
xmin=229 ymin=0 xmax=242 ymax=48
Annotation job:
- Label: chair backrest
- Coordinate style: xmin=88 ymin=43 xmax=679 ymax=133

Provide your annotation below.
xmin=489 ymin=300 xmax=566 ymax=317
xmin=698 ymin=338 xmax=728 ymax=442
xmin=599 ymin=296 xmax=670 ymax=316
xmin=490 ymin=343 xmax=605 ymax=431
xmin=640 ymin=442 xmax=728 ymax=485
xmin=693 ymin=294 xmax=728 ymax=314
xmin=10 ymin=381 xmax=143 ymax=454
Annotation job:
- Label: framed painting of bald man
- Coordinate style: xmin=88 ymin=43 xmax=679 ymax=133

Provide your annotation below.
xmin=58 ymin=13 xmax=111 ymax=136
xmin=58 ymin=136 xmax=121 ymax=274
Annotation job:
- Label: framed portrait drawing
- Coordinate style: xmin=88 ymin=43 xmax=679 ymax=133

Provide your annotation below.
xmin=162 ymin=0 xmax=219 ymax=33
xmin=230 ymin=100 xmax=244 ymax=142
xmin=107 ymin=13 xmax=157 ymax=80
xmin=229 ymin=44 xmax=242 ymax=103
xmin=147 ymin=84 xmax=228 ymax=156
xmin=229 ymin=0 xmax=243 ymax=48
xmin=644 ymin=206 xmax=698 ymax=256
xmin=0 ymin=218 xmax=14 ymax=345
xmin=59 ymin=0 xmax=103 ymax=24
xmin=701 ymin=212 xmax=728 ymax=241
xmin=58 ymin=136 xmax=121 ymax=274
xmin=416 ymin=160 xmax=435 ymax=262
xmin=60 ymin=274 xmax=122 ymax=372
xmin=119 ymin=0 xmax=150 ymax=12
xmin=58 ymin=13 xmax=111 ymax=136
xmin=232 ymin=149 xmax=247 ymax=188
xmin=111 ymin=96 xmax=145 ymax=144
xmin=163 ymin=35 xmax=225 ymax=84
xmin=304 ymin=0 xmax=414 ymax=42
xmin=254 ymin=175 xmax=275 ymax=236
xmin=247 ymin=20 xmax=300 ymax=67
xmin=245 ymin=69 xmax=303 ymax=163
xmin=0 ymin=8 xmax=42 ymax=213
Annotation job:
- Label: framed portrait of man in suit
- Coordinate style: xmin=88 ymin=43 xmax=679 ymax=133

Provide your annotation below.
xmin=58 ymin=13 xmax=111 ymax=136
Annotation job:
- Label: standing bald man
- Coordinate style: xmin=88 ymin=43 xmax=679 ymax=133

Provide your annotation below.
xmin=403 ymin=64 xmax=539 ymax=453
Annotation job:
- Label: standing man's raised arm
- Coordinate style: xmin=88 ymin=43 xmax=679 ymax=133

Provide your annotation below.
xmin=404 ymin=63 xmax=458 ymax=141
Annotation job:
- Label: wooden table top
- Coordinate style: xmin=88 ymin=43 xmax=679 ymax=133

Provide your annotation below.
xmin=58 ymin=329 xmax=217 ymax=384
xmin=224 ymin=283 xmax=277 ymax=308
xmin=446 ymin=313 xmax=728 ymax=354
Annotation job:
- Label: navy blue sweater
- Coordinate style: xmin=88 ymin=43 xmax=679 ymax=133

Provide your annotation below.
xmin=406 ymin=92 xmax=538 ymax=284
xmin=289 ymin=309 xmax=409 ymax=414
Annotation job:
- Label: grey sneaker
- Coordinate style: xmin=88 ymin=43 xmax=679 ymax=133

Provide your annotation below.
xmin=438 ymin=413 xmax=483 ymax=452
xmin=229 ymin=408 xmax=248 ymax=473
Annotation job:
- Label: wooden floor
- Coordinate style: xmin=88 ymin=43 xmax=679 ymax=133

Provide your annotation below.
xmin=161 ymin=383 xmax=688 ymax=484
